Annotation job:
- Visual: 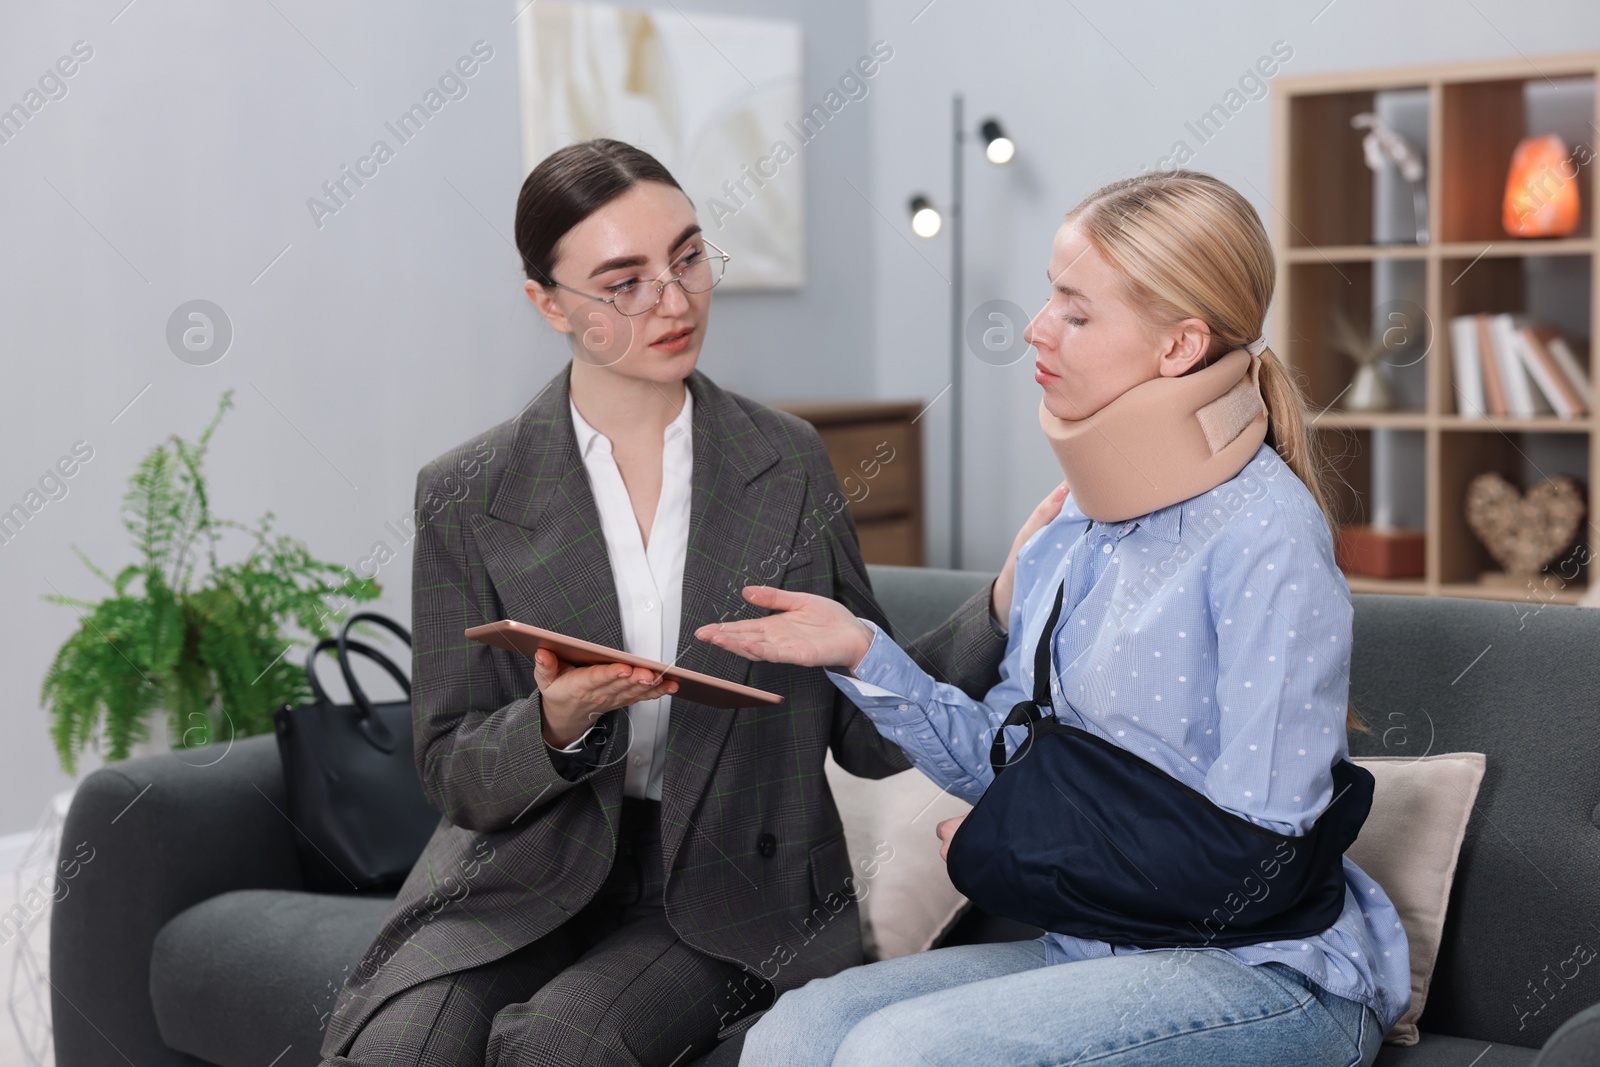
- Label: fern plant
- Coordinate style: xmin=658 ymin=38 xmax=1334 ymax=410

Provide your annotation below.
xmin=41 ymin=391 xmax=379 ymax=774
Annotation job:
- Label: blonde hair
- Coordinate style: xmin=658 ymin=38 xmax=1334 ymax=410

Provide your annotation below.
xmin=1075 ymin=171 xmax=1337 ymax=537
xmin=1065 ymin=169 xmax=1364 ymax=732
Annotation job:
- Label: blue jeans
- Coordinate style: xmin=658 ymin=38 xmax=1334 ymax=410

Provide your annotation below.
xmin=739 ymin=939 xmax=1383 ymax=1067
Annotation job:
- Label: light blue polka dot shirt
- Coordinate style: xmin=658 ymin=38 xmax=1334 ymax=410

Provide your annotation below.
xmin=828 ymin=443 xmax=1412 ymax=1033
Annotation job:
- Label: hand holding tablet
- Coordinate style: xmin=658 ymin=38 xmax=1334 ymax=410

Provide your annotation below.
xmin=465 ymin=620 xmax=783 ymax=711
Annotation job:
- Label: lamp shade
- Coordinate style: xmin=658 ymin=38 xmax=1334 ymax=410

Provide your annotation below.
xmin=1503 ymin=134 xmax=1581 ymax=238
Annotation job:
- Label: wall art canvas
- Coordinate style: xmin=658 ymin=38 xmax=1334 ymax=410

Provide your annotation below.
xmin=517 ymin=3 xmax=804 ymax=289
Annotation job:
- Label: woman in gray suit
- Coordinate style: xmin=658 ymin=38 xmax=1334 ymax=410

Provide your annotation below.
xmin=318 ymin=140 xmax=1029 ymax=1067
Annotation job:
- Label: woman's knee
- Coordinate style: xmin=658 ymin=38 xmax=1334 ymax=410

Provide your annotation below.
xmin=487 ymin=994 xmax=637 ymax=1066
xmin=739 ymin=972 xmax=867 ymax=1065
xmin=743 ymin=942 xmax=1048 ymax=1065
xmin=831 ymin=1004 xmax=935 ymax=1067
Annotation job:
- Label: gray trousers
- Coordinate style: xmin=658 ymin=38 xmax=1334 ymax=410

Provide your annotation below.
xmin=322 ymin=798 xmax=770 ymax=1067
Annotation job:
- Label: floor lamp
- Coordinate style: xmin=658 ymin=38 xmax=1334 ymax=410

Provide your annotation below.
xmin=908 ymin=94 xmax=1015 ymax=569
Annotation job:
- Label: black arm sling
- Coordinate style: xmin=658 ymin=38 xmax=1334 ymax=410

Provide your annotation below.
xmin=944 ymin=578 xmax=1374 ymax=949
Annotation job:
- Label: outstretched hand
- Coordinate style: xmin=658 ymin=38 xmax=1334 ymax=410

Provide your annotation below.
xmin=694 ymin=586 xmax=876 ymax=671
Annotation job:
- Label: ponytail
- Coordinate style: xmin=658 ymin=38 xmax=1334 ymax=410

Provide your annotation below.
xmin=1254 ymin=343 xmax=1340 ymax=538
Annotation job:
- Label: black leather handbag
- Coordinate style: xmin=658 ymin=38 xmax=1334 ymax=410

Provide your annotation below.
xmin=273 ymin=612 xmax=440 ymax=893
xmin=944 ymin=579 xmax=1374 ymax=949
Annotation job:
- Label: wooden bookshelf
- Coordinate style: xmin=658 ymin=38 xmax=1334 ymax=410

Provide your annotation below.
xmin=1273 ymin=52 xmax=1600 ymax=605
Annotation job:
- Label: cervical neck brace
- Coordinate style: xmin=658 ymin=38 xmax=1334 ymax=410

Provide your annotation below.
xmin=1037 ymin=346 xmax=1268 ymax=523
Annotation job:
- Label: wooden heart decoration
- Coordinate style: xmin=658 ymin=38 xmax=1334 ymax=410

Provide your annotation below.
xmin=1463 ymin=472 xmax=1585 ymax=576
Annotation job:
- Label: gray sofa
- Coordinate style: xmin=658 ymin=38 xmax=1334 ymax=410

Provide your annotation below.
xmin=50 ymin=565 xmax=1600 ymax=1067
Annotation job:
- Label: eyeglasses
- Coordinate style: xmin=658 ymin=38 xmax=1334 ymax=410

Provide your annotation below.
xmin=548 ymin=240 xmax=730 ymax=317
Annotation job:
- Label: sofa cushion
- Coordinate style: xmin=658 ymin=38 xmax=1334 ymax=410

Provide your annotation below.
xmin=1346 ymin=596 xmax=1600 ymax=1049
xmin=1532 ymin=997 xmax=1600 ymax=1067
xmin=1373 ymin=1035 xmax=1535 ymax=1065
xmin=150 ymin=889 xmax=393 ymax=1067
xmin=1348 ymin=753 xmax=1486 ymax=1045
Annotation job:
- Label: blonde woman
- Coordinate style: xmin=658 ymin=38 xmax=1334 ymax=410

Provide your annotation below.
xmin=699 ymin=171 xmax=1410 ymax=1067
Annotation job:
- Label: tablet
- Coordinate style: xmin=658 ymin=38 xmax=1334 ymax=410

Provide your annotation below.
xmin=464 ymin=620 xmax=784 ymax=709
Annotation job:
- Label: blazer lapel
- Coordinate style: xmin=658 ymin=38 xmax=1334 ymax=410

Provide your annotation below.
xmin=476 ymin=363 xmax=627 ymax=652
xmin=658 ymin=371 xmax=806 ymax=876
xmin=472 ymin=365 xmax=630 ymax=822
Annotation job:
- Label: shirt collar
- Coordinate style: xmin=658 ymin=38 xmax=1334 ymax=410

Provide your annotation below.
xmin=569 ymin=386 xmax=694 ymax=459
xmin=1094 ymin=499 xmax=1183 ymax=544
xmin=1139 ymin=501 xmax=1183 ymax=544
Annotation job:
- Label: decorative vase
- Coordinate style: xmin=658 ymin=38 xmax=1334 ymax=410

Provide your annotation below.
xmin=1344 ymin=362 xmax=1394 ymax=413
xmin=127 ymin=712 xmax=174 ymax=762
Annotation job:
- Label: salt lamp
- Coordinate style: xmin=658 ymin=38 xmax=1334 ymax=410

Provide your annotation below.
xmin=1503 ymin=134 xmax=1581 ymax=238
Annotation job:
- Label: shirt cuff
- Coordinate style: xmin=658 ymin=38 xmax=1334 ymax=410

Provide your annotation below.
xmin=824 ymin=620 xmax=936 ymax=723
xmin=546 ymin=724 xmax=597 ymax=754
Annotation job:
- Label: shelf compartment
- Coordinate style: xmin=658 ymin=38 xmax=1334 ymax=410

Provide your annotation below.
xmin=1439 ymin=253 xmax=1591 ymax=418
xmin=1311 ymin=426 xmax=1426 ymax=531
xmin=1287 ymin=87 xmax=1430 ymax=248
xmin=1437 ymin=428 xmax=1590 ymax=593
xmin=1287 ymin=258 xmax=1429 ymax=414
xmin=1439 ymin=74 xmax=1595 ymax=244
xmin=1287 ymin=90 xmax=1378 ymax=248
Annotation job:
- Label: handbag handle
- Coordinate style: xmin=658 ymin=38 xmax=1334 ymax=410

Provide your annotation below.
xmin=304 ymin=634 xmax=412 ymax=754
xmin=339 ymin=613 xmax=412 ymax=754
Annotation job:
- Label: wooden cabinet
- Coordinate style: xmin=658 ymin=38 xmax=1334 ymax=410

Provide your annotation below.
xmin=770 ymin=400 xmax=926 ymax=566
xmin=1274 ymin=52 xmax=1599 ymax=604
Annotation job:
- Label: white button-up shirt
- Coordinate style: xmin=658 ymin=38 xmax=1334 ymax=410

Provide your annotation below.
xmin=546 ymin=389 xmax=693 ymax=801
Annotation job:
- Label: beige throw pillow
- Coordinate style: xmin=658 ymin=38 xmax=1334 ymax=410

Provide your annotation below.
xmin=1349 ymin=753 xmax=1486 ymax=1045
xmin=823 ymin=752 xmax=974 ymax=960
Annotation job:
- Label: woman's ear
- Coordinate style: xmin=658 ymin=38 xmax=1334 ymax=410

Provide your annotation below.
xmin=525 ymin=279 xmax=574 ymax=336
xmin=1156 ymin=317 xmax=1212 ymax=377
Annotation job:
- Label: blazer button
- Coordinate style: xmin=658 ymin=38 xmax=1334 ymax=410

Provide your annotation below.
xmin=757 ymin=832 xmax=777 ymax=858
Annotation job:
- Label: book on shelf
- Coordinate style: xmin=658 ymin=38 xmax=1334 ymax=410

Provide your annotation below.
xmin=1545 ymin=332 xmax=1593 ymax=413
xmin=1488 ymin=314 xmax=1547 ymax=418
xmin=1449 ymin=315 xmax=1487 ymax=418
xmin=1516 ymin=324 xmax=1586 ymax=418
xmin=1476 ymin=314 xmax=1508 ymax=417
xmin=1450 ymin=313 xmax=1590 ymax=419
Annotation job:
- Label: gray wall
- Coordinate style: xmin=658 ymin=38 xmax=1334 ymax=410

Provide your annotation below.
xmin=0 ymin=0 xmax=877 ymax=835
xmin=866 ymin=0 xmax=1600 ymax=572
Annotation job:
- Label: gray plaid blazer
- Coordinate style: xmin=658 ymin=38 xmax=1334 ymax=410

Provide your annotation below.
xmin=320 ymin=364 xmax=1006 ymax=1057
